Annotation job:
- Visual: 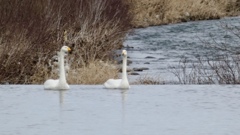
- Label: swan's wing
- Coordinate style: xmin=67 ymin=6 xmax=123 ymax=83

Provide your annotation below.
xmin=44 ymin=79 xmax=59 ymax=90
xmin=104 ymin=79 xmax=122 ymax=89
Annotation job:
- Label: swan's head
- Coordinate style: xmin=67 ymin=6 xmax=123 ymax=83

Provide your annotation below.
xmin=122 ymin=50 xmax=127 ymax=57
xmin=61 ymin=46 xmax=71 ymax=53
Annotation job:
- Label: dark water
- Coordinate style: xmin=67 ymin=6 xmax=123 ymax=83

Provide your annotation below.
xmin=1 ymin=85 xmax=240 ymax=135
xmin=124 ymin=17 xmax=240 ymax=82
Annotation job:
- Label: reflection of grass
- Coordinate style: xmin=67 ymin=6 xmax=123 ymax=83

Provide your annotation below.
xmin=0 ymin=0 xmax=131 ymax=84
xmin=128 ymin=0 xmax=240 ymax=27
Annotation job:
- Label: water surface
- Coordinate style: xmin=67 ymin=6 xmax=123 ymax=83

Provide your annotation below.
xmin=124 ymin=17 xmax=240 ymax=82
xmin=1 ymin=85 xmax=240 ymax=135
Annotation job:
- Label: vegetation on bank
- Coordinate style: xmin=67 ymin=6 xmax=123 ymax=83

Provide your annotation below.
xmin=128 ymin=0 xmax=240 ymax=27
xmin=0 ymin=0 xmax=240 ymax=84
xmin=0 ymin=0 xmax=131 ymax=84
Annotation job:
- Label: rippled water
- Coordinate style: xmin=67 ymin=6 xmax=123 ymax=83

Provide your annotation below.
xmin=1 ymin=85 xmax=240 ymax=135
xmin=124 ymin=17 xmax=240 ymax=82
xmin=2 ymin=17 xmax=240 ymax=135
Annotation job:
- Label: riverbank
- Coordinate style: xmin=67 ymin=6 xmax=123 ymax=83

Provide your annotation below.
xmin=0 ymin=0 xmax=240 ymax=84
xmin=127 ymin=0 xmax=240 ymax=27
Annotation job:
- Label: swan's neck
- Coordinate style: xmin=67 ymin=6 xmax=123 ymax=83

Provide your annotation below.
xmin=122 ymin=56 xmax=128 ymax=82
xmin=59 ymin=51 xmax=66 ymax=83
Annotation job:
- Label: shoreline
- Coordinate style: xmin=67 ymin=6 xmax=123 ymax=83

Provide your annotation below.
xmin=1 ymin=0 xmax=240 ymax=84
xmin=128 ymin=0 xmax=240 ymax=28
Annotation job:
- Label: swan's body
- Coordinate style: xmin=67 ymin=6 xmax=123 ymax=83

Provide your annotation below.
xmin=104 ymin=50 xmax=130 ymax=89
xmin=104 ymin=79 xmax=122 ymax=88
xmin=44 ymin=46 xmax=71 ymax=90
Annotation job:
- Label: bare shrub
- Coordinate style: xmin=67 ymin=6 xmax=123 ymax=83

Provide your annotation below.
xmin=169 ymin=56 xmax=240 ymax=84
xmin=134 ymin=74 xmax=164 ymax=85
xmin=169 ymin=22 xmax=240 ymax=84
xmin=0 ymin=0 xmax=132 ymax=84
xmin=169 ymin=57 xmax=216 ymax=84
xmin=207 ymin=55 xmax=240 ymax=84
xmin=62 ymin=0 xmax=132 ymax=65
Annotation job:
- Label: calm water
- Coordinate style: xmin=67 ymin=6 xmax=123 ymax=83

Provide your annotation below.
xmin=124 ymin=17 xmax=240 ymax=82
xmin=1 ymin=85 xmax=240 ymax=135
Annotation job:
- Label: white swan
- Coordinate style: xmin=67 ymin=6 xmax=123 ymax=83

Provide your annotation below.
xmin=104 ymin=50 xmax=130 ymax=89
xmin=44 ymin=46 xmax=71 ymax=90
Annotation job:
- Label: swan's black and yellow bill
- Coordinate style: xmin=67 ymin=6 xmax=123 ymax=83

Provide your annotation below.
xmin=66 ymin=47 xmax=72 ymax=54
xmin=67 ymin=47 xmax=71 ymax=52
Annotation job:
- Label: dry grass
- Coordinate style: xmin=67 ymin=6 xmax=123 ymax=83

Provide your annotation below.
xmin=0 ymin=0 xmax=132 ymax=84
xmin=1 ymin=0 xmax=239 ymax=84
xmin=0 ymin=33 xmax=47 ymax=84
xmin=68 ymin=60 xmax=119 ymax=84
xmin=128 ymin=0 xmax=240 ymax=27
xmin=127 ymin=0 xmax=169 ymax=27
xmin=29 ymin=58 xmax=119 ymax=85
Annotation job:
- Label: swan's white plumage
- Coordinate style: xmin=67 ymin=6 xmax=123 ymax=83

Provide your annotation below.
xmin=44 ymin=79 xmax=70 ymax=90
xmin=104 ymin=50 xmax=130 ymax=89
xmin=44 ymin=46 xmax=71 ymax=90
xmin=104 ymin=79 xmax=122 ymax=89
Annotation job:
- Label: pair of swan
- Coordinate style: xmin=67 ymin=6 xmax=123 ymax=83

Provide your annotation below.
xmin=44 ymin=46 xmax=130 ymax=90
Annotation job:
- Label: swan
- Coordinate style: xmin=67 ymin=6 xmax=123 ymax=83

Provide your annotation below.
xmin=44 ymin=46 xmax=71 ymax=90
xmin=104 ymin=50 xmax=130 ymax=89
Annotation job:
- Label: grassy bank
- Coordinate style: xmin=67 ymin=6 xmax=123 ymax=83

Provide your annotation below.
xmin=1 ymin=0 xmax=240 ymax=84
xmin=128 ymin=0 xmax=240 ymax=27
xmin=0 ymin=0 xmax=131 ymax=84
